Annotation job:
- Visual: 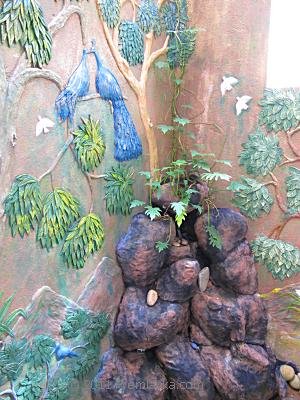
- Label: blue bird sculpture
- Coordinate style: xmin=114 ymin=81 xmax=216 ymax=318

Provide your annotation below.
xmin=55 ymin=49 xmax=90 ymax=123
xmin=53 ymin=342 xmax=79 ymax=362
xmin=93 ymin=49 xmax=143 ymax=162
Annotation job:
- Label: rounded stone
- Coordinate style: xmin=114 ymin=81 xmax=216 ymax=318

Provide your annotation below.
xmin=289 ymin=375 xmax=300 ymax=390
xmin=280 ymin=364 xmax=295 ymax=381
xmin=147 ymin=289 xmax=158 ymax=306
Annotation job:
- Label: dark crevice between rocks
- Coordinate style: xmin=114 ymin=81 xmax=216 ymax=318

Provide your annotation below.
xmin=91 ymin=206 xmax=289 ymax=400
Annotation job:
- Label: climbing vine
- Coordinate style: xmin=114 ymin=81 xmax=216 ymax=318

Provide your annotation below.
xmin=228 ymin=88 xmax=300 ymax=280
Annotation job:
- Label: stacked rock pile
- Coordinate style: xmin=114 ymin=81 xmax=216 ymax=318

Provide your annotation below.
xmin=92 ymin=207 xmax=288 ymax=400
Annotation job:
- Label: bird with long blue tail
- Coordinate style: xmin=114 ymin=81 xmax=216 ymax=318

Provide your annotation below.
xmin=55 ymin=49 xmax=90 ymax=124
xmin=93 ymin=48 xmax=143 ymax=162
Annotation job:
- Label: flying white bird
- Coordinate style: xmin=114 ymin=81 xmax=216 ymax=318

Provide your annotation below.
xmin=236 ymin=96 xmax=252 ymax=116
xmin=36 ymin=116 xmax=55 ymax=136
xmin=220 ymin=76 xmax=239 ymax=96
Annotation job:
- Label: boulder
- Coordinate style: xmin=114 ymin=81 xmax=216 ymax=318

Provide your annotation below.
xmin=195 ymin=208 xmax=248 ymax=262
xmin=210 ymin=241 xmax=258 ymax=295
xmin=155 ymin=336 xmax=216 ymax=400
xmin=201 ymin=343 xmax=280 ymax=400
xmin=156 ymin=258 xmax=200 ymax=303
xmin=190 ymin=324 xmax=212 ymax=346
xmin=191 ymin=286 xmax=267 ymax=347
xmin=116 ymin=213 xmax=175 ymax=287
xmin=114 ymin=287 xmax=189 ymax=351
xmin=91 ymin=348 xmax=167 ymax=400
xmin=168 ymin=242 xmax=195 ymax=265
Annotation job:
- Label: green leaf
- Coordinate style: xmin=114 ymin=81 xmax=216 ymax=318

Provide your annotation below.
xmin=16 ymin=371 xmax=45 ymax=400
xmin=239 ymin=128 xmax=283 ymax=176
xmin=170 ymin=201 xmax=187 ymax=227
xmin=105 ymin=165 xmax=135 ymax=216
xmin=144 ymin=205 xmax=162 ymax=220
xmin=215 ymin=159 xmax=232 ymax=167
xmin=61 ymin=213 xmax=105 ymax=269
xmin=0 ymin=0 xmax=52 ymax=67
xmin=29 ymin=335 xmax=55 ymax=368
xmin=206 ymin=224 xmax=222 ymax=250
xmin=155 ymin=241 xmax=170 ymax=252
xmin=229 ymin=177 xmax=273 ymax=219
xmin=286 ymin=166 xmax=300 ymax=215
xmin=4 ymin=174 xmax=42 ymax=238
xmin=37 ymin=188 xmax=80 ymax=251
xmin=98 ymin=0 xmax=120 ymax=28
xmin=137 ymin=0 xmax=161 ymax=34
xmin=119 ymin=20 xmax=144 ymax=66
xmin=61 ymin=308 xmax=89 ymax=340
xmin=251 ymin=236 xmax=300 ymax=280
xmin=130 ymin=199 xmax=146 ymax=208
xmin=173 ymin=117 xmax=191 ymax=126
xmin=201 ymin=172 xmax=231 ymax=182
xmin=157 ymin=124 xmax=174 ymax=134
xmin=73 ymin=116 xmax=106 ymax=173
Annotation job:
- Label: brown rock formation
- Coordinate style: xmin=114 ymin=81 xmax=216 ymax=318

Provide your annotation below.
xmin=116 ymin=213 xmax=175 ymax=287
xmin=114 ymin=286 xmax=189 ymax=351
xmin=156 ymin=258 xmax=200 ymax=303
xmin=91 ymin=348 xmax=168 ymax=400
xmin=156 ymin=336 xmax=216 ymax=400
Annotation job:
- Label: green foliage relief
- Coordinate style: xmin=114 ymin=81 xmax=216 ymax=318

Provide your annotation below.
xmin=228 ymin=88 xmax=300 ymax=280
xmin=0 ymin=308 xmax=109 ymax=400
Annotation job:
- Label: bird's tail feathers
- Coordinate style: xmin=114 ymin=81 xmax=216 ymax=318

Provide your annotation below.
xmin=112 ymin=99 xmax=142 ymax=162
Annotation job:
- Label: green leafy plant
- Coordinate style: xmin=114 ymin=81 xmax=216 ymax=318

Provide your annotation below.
xmin=0 ymin=0 xmax=52 ymax=67
xmin=61 ymin=213 xmax=105 ymax=269
xmin=0 ymin=306 xmax=110 ymax=400
xmin=104 ymin=165 xmax=134 ymax=216
xmin=137 ymin=0 xmax=161 ymax=35
xmin=37 ymin=189 xmax=80 ymax=251
xmin=251 ymin=236 xmax=300 ymax=280
xmin=4 ymin=174 xmax=42 ymax=238
xmin=0 ymin=292 xmax=27 ymax=339
xmin=239 ymin=128 xmax=283 ymax=176
xmin=206 ymin=223 xmax=222 ymax=250
xmin=98 ymin=0 xmax=120 ymax=28
xmin=73 ymin=117 xmax=106 ymax=173
xmin=228 ymin=177 xmax=273 ymax=219
xmin=119 ymin=20 xmax=144 ymax=66
xmin=228 ymin=88 xmax=300 ymax=280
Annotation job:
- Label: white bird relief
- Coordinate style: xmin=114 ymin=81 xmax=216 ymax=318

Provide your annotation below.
xmin=236 ymin=96 xmax=252 ymax=116
xmin=220 ymin=76 xmax=239 ymax=96
xmin=36 ymin=115 xmax=55 ymax=136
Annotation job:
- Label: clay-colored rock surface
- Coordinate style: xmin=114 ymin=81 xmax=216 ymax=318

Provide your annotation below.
xmin=195 ymin=208 xmax=248 ymax=262
xmin=201 ymin=343 xmax=282 ymax=400
xmin=190 ymin=324 xmax=213 ymax=346
xmin=116 ymin=213 xmax=175 ymax=287
xmin=191 ymin=285 xmax=267 ymax=347
xmin=168 ymin=242 xmax=195 ymax=265
xmin=114 ymin=287 xmax=189 ymax=351
xmin=156 ymin=258 xmax=200 ymax=303
xmin=91 ymin=348 xmax=167 ymax=400
xmin=156 ymin=336 xmax=216 ymax=400
xmin=211 ymin=241 xmax=258 ymax=295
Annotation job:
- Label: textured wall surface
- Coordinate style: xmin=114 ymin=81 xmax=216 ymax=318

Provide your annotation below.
xmin=0 ymin=0 xmax=171 ymax=309
xmin=185 ymin=0 xmax=299 ymax=292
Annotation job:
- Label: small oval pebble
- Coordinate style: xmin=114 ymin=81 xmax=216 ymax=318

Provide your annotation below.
xmin=172 ymin=241 xmax=181 ymax=247
xmin=147 ymin=289 xmax=158 ymax=306
xmin=289 ymin=375 xmax=300 ymax=390
xmin=198 ymin=267 xmax=210 ymax=292
xmin=181 ymin=239 xmax=189 ymax=246
xmin=280 ymin=364 xmax=295 ymax=381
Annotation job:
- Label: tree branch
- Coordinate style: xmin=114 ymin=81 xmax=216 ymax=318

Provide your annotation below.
xmin=98 ymin=12 xmax=141 ymax=95
xmin=38 ymin=136 xmax=74 ymax=181
xmin=49 ymin=4 xmax=88 ymax=46
xmin=269 ymin=214 xmax=300 ymax=240
xmin=0 ymin=390 xmax=17 ymax=400
xmin=286 ymin=130 xmax=300 ymax=158
xmin=268 ymin=172 xmax=287 ymax=214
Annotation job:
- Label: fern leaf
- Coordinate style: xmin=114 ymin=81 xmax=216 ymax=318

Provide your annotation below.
xmin=16 ymin=371 xmax=45 ymax=400
xmin=73 ymin=116 xmax=106 ymax=173
xmin=61 ymin=213 xmax=105 ymax=269
xmin=0 ymin=0 xmax=52 ymax=67
xmin=104 ymin=165 xmax=135 ymax=216
xmin=4 ymin=174 xmax=42 ymax=238
xmin=61 ymin=308 xmax=90 ymax=340
xmin=37 ymin=188 xmax=80 ymax=251
xmin=29 ymin=335 xmax=55 ymax=368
